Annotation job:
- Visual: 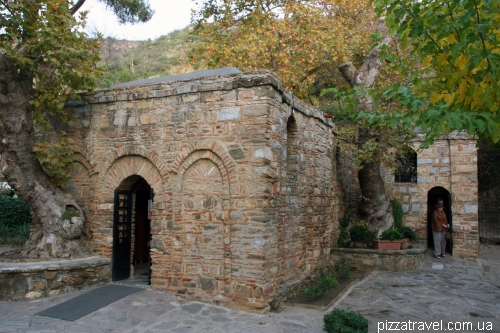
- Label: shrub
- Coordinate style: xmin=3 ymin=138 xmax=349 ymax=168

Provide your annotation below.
xmin=0 ymin=195 xmax=32 ymax=228
xmin=324 ymin=308 xmax=368 ymax=333
xmin=392 ymin=199 xmax=404 ymax=230
xmin=334 ymin=258 xmax=353 ymax=280
xmin=337 ymin=229 xmax=349 ymax=248
xmin=301 ymin=269 xmax=338 ymax=299
xmin=339 ymin=216 xmax=350 ymax=229
xmin=349 ymin=224 xmax=375 ymax=244
xmin=379 ymin=228 xmax=403 ymax=241
xmin=398 ymin=226 xmax=417 ymax=241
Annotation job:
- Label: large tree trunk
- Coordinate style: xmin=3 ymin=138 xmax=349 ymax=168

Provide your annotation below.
xmin=0 ymin=54 xmax=91 ymax=258
xmin=337 ymin=18 xmax=394 ymax=236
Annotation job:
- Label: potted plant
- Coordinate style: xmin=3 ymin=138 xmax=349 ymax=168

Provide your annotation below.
xmin=373 ymin=228 xmax=403 ymax=250
xmin=349 ymin=224 xmax=375 ymax=248
xmin=398 ymin=226 xmax=417 ymax=249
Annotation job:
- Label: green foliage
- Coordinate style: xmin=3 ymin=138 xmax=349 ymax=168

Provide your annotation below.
xmin=301 ymin=270 xmax=338 ymax=299
xmin=97 ymin=27 xmax=196 ymax=88
xmin=0 ymin=0 xmax=154 ymax=186
xmin=391 ymin=199 xmax=404 ymax=230
xmin=370 ymin=0 xmax=500 ymax=145
xmin=334 ymin=259 xmax=353 ymax=281
xmin=32 ymin=137 xmax=78 ymax=186
xmin=349 ymin=224 xmax=375 ymax=244
xmin=379 ymin=228 xmax=403 ymax=241
xmin=337 ymin=215 xmax=351 ymax=248
xmin=323 ymin=308 xmax=368 ymax=333
xmin=61 ymin=205 xmax=80 ymax=220
xmin=339 ymin=216 xmax=351 ymax=229
xmin=0 ymin=195 xmax=32 ymax=245
xmin=0 ymin=195 xmax=32 ymax=228
xmin=398 ymin=226 xmax=418 ymax=241
xmin=337 ymin=229 xmax=349 ymax=248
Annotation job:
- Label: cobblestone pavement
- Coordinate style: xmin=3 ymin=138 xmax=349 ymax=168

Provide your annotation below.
xmin=1 ymin=244 xmax=499 ymax=332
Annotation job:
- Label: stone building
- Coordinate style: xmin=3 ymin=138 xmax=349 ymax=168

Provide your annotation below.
xmin=65 ymin=68 xmax=338 ymax=312
xmin=337 ymin=131 xmax=479 ymax=259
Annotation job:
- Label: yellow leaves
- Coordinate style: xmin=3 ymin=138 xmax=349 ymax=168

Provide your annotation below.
xmin=189 ymin=0 xmax=376 ymax=99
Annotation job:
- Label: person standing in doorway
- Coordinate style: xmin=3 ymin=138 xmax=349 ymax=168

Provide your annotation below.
xmin=432 ymin=202 xmax=449 ymax=258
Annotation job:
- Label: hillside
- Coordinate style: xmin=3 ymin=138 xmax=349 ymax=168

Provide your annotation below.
xmin=96 ymin=26 xmax=200 ymax=88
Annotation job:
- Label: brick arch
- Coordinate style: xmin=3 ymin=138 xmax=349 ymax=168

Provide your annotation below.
xmin=171 ymin=141 xmax=236 ymax=180
xmin=72 ymin=152 xmax=95 ymax=176
xmin=99 ymin=146 xmax=168 ymax=184
xmin=175 ymin=150 xmax=231 ymax=197
xmin=100 ymin=155 xmax=165 ymax=203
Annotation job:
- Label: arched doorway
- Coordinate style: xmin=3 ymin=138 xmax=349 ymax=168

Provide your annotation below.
xmin=113 ymin=175 xmax=153 ymax=284
xmin=427 ymin=187 xmax=452 ymax=254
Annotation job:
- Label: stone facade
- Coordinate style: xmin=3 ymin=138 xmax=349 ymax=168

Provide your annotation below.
xmin=383 ymin=133 xmax=479 ymax=259
xmin=336 ymin=129 xmax=479 ymax=259
xmin=65 ymin=70 xmax=337 ymax=312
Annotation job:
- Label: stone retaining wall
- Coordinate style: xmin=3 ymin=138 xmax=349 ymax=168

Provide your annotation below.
xmin=0 ymin=256 xmax=110 ymax=301
xmin=329 ymin=245 xmax=426 ymax=272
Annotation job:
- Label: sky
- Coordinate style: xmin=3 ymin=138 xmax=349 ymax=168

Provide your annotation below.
xmin=80 ymin=0 xmax=196 ymax=41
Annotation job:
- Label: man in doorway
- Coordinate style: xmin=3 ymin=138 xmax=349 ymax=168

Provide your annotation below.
xmin=432 ymin=202 xmax=449 ymax=258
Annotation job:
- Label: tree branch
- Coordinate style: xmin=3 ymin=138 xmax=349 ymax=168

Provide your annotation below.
xmin=70 ymin=0 xmax=86 ymax=16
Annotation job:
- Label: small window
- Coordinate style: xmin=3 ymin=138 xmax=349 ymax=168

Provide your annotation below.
xmin=395 ymin=150 xmax=417 ymax=183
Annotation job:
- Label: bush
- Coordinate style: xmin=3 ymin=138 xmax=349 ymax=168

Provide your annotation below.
xmin=334 ymin=258 xmax=353 ymax=280
xmin=379 ymin=228 xmax=403 ymax=241
xmin=0 ymin=195 xmax=32 ymax=228
xmin=301 ymin=269 xmax=338 ymax=299
xmin=324 ymin=308 xmax=368 ymax=333
xmin=392 ymin=199 xmax=404 ymax=230
xmin=349 ymin=224 xmax=375 ymax=244
xmin=398 ymin=226 xmax=417 ymax=241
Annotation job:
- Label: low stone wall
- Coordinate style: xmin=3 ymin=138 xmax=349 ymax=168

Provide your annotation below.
xmin=0 ymin=256 xmax=111 ymax=301
xmin=329 ymin=245 xmax=426 ymax=272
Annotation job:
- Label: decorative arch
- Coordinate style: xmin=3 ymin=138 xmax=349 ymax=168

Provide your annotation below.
xmin=175 ymin=149 xmax=231 ymax=197
xmin=168 ymin=149 xmax=233 ymax=292
xmin=171 ymin=141 xmax=236 ymax=179
xmin=100 ymin=155 xmax=165 ymax=204
xmin=99 ymin=146 xmax=169 ymax=184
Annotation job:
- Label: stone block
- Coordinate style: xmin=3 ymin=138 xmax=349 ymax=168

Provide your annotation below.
xmin=417 ymin=158 xmax=433 ymax=165
xmin=464 ymin=204 xmax=478 ymax=214
xmin=140 ymin=114 xmax=156 ymax=125
xmin=229 ymin=148 xmax=246 ymax=160
xmin=243 ymin=105 xmax=269 ymax=117
xmin=232 ymin=283 xmax=251 ymax=298
xmin=219 ymin=108 xmax=240 ymax=121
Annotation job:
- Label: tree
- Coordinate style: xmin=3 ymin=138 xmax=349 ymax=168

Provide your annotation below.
xmin=368 ymin=0 xmax=500 ymax=146
xmin=0 ymin=0 xmax=153 ymax=258
xmin=191 ymin=0 xmax=405 ymax=234
xmin=190 ymin=0 xmax=377 ymax=100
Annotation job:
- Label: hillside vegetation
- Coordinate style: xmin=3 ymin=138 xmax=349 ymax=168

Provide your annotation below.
xmin=96 ymin=26 xmax=199 ymax=88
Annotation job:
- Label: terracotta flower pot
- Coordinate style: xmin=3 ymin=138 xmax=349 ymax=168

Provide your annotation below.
xmin=373 ymin=240 xmax=403 ymax=250
xmin=401 ymin=238 xmax=411 ymax=249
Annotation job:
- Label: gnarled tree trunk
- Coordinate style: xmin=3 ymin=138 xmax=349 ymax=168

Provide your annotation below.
xmin=0 ymin=54 xmax=91 ymax=258
xmin=338 ymin=18 xmax=394 ymax=236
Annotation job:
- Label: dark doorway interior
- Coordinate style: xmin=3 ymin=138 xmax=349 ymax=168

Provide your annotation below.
xmin=427 ymin=187 xmax=452 ymax=254
xmin=113 ymin=176 xmax=152 ymax=285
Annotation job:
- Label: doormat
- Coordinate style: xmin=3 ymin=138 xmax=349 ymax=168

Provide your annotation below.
xmin=36 ymin=284 xmax=144 ymax=321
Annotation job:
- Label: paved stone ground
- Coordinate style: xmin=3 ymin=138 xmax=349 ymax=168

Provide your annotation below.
xmin=1 ymin=244 xmax=499 ymax=332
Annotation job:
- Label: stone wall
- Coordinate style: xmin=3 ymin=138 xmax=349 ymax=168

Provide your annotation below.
xmin=65 ymin=70 xmax=336 ymax=312
xmin=334 ymin=127 xmax=479 ymax=259
xmin=329 ymin=245 xmax=426 ymax=272
xmin=0 ymin=257 xmax=110 ymax=301
xmin=382 ymin=133 xmax=478 ymax=259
